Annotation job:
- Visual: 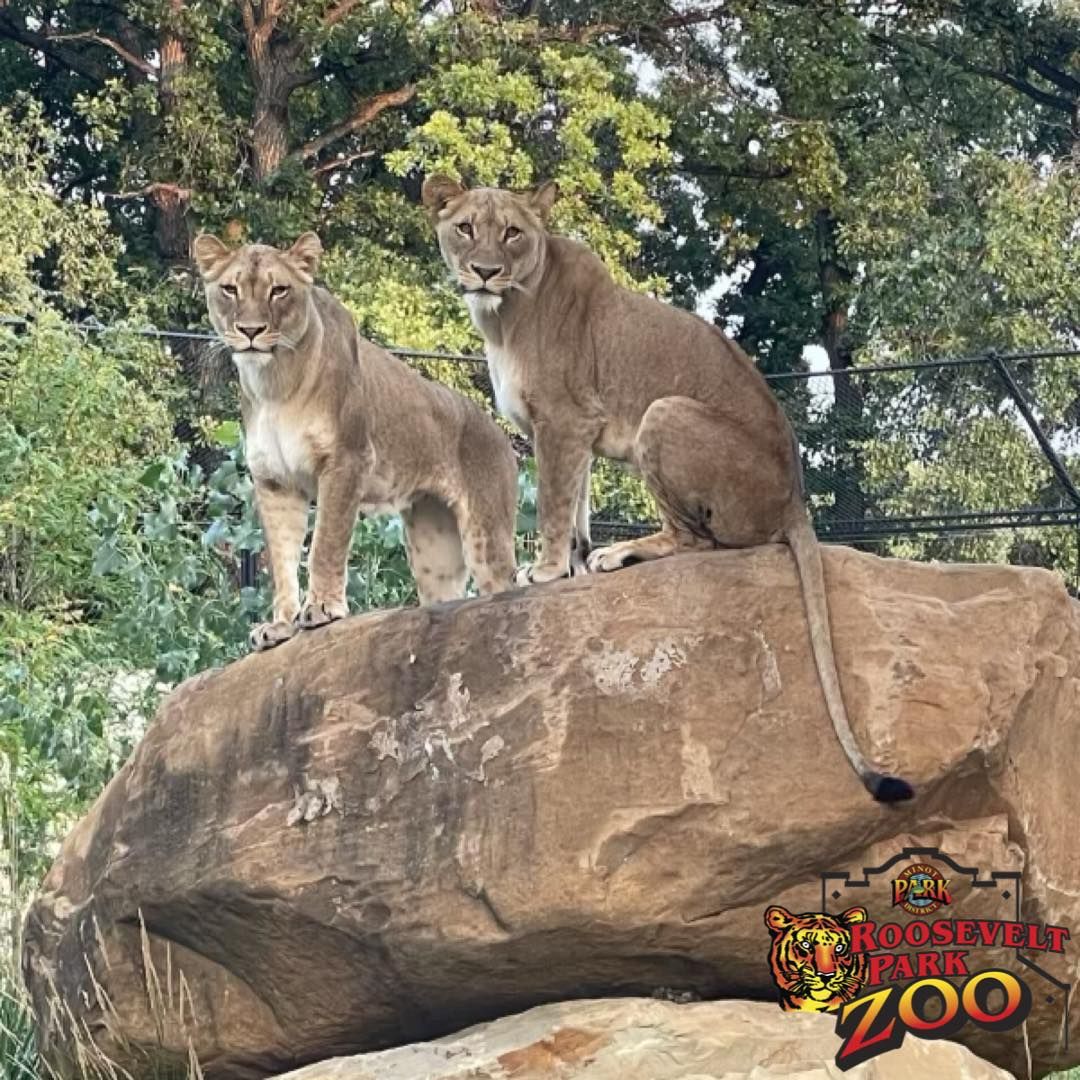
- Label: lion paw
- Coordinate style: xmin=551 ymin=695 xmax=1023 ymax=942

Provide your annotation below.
xmin=513 ymin=560 xmax=585 ymax=587
xmin=250 ymin=620 xmax=298 ymax=652
xmin=586 ymin=544 xmax=638 ymax=573
xmin=295 ymin=597 xmax=349 ymax=630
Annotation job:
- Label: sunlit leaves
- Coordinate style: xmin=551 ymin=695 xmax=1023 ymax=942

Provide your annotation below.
xmin=0 ymin=101 xmax=120 ymax=313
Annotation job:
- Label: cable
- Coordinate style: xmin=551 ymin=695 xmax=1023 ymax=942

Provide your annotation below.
xmin=3 ymin=313 xmax=1079 ymax=373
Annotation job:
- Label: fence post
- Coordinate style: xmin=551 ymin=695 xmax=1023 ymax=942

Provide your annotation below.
xmin=239 ymin=550 xmax=258 ymax=591
xmin=989 ymin=351 xmax=1080 ymax=509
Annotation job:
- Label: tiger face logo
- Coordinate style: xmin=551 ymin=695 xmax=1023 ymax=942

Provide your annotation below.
xmin=765 ymin=905 xmax=868 ymax=1013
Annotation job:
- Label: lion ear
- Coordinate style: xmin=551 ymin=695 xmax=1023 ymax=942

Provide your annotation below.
xmin=765 ymin=906 xmax=795 ymax=933
xmin=422 ymin=174 xmax=466 ymax=215
xmin=840 ymin=906 xmax=868 ymax=926
xmin=192 ymin=234 xmax=230 ymax=279
xmin=528 ymin=180 xmax=559 ymax=221
xmin=287 ymin=232 xmax=322 ymax=280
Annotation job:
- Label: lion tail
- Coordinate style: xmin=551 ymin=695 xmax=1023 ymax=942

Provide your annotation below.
xmin=784 ymin=507 xmax=914 ymax=803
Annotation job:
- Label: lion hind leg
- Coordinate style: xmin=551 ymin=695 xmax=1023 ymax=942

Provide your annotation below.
xmin=402 ymin=494 xmax=468 ymax=604
xmin=589 ymin=395 xmax=791 ymax=574
xmin=459 ymin=494 xmax=517 ymax=597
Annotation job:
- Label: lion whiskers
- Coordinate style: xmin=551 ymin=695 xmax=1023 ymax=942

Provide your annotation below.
xmin=220 ymin=331 xmax=250 ymax=351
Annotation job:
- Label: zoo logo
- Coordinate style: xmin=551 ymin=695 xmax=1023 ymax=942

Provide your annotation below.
xmin=891 ymin=863 xmax=952 ymax=916
xmin=773 ymin=847 xmax=1074 ymax=1072
xmin=763 ymin=906 xmax=868 ymax=1014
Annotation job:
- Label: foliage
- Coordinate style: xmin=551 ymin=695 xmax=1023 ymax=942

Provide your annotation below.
xmin=0 ymin=100 xmax=120 ymax=316
xmin=1 ymin=7 xmax=1080 ymax=1071
xmin=0 ymin=975 xmax=37 ymax=1080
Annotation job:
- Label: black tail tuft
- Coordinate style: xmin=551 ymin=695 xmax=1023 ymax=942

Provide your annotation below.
xmin=867 ymin=773 xmax=915 ymax=803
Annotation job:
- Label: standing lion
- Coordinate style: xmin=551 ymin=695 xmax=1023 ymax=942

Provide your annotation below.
xmin=194 ymin=231 xmax=517 ymax=651
xmin=423 ymin=177 xmax=912 ymax=802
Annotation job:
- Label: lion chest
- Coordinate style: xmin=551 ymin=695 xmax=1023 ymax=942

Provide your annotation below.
xmin=244 ymin=404 xmax=321 ymax=496
xmin=487 ymin=345 xmax=532 ymax=436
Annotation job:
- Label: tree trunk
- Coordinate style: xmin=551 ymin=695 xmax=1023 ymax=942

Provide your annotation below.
xmin=252 ymin=72 xmax=292 ymax=181
xmin=245 ymin=24 xmax=295 ymax=182
xmin=155 ymin=0 xmax=191 ymax=261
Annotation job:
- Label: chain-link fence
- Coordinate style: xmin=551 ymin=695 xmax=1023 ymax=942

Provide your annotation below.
xmin=10 ymin=317 xmax=1079 ymax=590
xmin=595 ymin=347 xmax=1080 ymax=588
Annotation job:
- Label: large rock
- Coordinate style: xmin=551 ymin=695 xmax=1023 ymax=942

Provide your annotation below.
xmin=22 ymin=547 xmax=1080 ymax=1078
xmin=277 ymin=998 xmax=1015 ymax=1079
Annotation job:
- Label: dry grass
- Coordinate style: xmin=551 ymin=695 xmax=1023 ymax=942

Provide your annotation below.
xmin=5 ymin=913 xmax=203 ymax=1080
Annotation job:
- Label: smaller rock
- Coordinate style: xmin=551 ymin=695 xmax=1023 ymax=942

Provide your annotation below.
xmin=285 ymin=777 xmax=344 ymax=827
xmin=276 ymin=998 xmax=1015 ymax=1079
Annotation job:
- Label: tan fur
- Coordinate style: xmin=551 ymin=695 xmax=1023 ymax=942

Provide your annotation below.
xmin=422 ymin=179 xmax=912 ymax=802
xmin=193 ymin=232 xmax=517 ymax=651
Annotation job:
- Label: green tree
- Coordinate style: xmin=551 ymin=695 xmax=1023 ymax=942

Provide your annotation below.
xmin=633 ymin=1 xmax=1079 ymax=553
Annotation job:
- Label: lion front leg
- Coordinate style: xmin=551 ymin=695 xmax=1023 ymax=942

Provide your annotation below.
xmin=297 ymin=463 xmax=360 ymax=630
xmin=251 ymin=481 xmax=309 ymax=651
xmin=516 ymin=425 xmax=594 ymax=586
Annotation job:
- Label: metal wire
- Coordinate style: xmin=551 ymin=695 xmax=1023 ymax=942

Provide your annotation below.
xmin=3 ymin=314 xmax=1079 ymax=372
xmin=0 ymin=315 xmax=483 ymax=363
xmin=5 ymin=312 xmax=1079 ymax=584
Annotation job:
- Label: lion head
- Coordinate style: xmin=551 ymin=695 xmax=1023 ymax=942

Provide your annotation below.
xmin=764 ymin=905 xmax=867 ymax=1012
xmin=192 ymin=233 xmax=323 ymax=360
xmin=421 ymin=177 xmax=558 ymax=306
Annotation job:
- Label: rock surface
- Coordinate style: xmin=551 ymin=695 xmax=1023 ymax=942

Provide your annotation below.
xmin=276 ymin=998 xmax=1016 ymax=1079
xmin=22 ymin=546 xmax=1080 ymax=1078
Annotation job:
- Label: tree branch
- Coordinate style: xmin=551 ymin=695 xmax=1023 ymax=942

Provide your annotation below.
xmin=322 ymin=0 xmax=363 ymax=27
xmin=262 ymin=0 xmax=286 ymax=30
xmin=51 ymin=30 xmax=155 ymax=75
xmin=293 ymin=83 xmax=416 ymax=163
xmin=532 ymin=6 xmax=726 ymax=45
xmin=103 ymin=181 xmax=192 ymax=204
xmin=239 ymin=0 xmax=257 ymax=37
xmin=681 ymin=159 xmax=793 ymax=181
xmin=0 ymin=12 xmax=108 ymax=84
xmin=312 ymin=147 xmax=375 ymax=177
xmin=1026 ymin=55 xmax=1080 ymax=98
xmin=873 ymin=32 xmax=1075 ymax=116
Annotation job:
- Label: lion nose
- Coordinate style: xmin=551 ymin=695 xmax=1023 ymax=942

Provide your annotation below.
xmin=236 ymin=323 xmax=267 ymax=343
xmin=470 ymin=264 xmax=502 ymax=282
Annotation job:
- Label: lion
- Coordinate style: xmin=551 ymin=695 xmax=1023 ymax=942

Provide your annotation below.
xmin=193 ymin=231 xmax=517 ymax=651
xmin=764 ymin=905 xmax=868 ymax=1013
xmin=422 ymin=176 xmax=912 ymax=802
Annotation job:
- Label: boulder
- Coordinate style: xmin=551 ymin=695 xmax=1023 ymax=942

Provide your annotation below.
xmin=276 ymin=997 xmax=1016 ymax=1079
xmin=21 ymin=546 xmax=1080 ymax=1078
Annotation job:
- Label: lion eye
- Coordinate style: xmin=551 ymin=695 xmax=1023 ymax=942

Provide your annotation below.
xmin=800 ymin=940 xmax=813 ymax=951
xmin=220 ymin=283 xmax=238 ymax=298
xmin=270 ymin=284 xmax=290 ymax=298
xmin=504 ymin=225 xmax=522 ymax=241
xmin=456 ymin=221 xmax=474 ymax=238
xmin=836 ymin=942 xmax=846 ymax=954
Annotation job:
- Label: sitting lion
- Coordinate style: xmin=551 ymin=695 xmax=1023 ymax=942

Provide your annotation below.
xmin=422 ymin=177 xmax=911 ymax=802
xmin=193 ymin=231 xmax=517 ymax=650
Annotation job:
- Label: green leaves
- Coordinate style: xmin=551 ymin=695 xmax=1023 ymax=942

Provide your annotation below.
xmin=844 ymin=153 xmax=1080 ymax=357
xmin=0 ymin=101 xmax=121 ymax=315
